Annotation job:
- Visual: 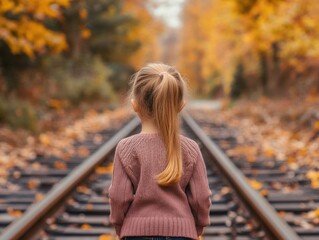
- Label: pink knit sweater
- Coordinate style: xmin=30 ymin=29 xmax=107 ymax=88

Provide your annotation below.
xmin=107 ymin=132 xmax=212 ymax=239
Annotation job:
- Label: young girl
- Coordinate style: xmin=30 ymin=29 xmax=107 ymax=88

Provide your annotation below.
xmin=108 ymin=63 xmax=212 ymax=240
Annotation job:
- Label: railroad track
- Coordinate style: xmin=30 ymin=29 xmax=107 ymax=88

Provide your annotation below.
xmin=0 ymin=114 xmax=134 ymax=239
xmin=0 ymin=109 xmax=313 ymax=240
xmin=187 ymin=109 xmax=319 ymax=240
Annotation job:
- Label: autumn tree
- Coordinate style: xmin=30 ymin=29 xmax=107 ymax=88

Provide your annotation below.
xmin=179 ymin=0 xmax=319 ymax=97
xmin=0 ymin=0 xmax=70 ymax=92
xmin=122 ymin=0 xmax=163 ymax=69
xmin=0 ymin=0 xmax=69 ymax=57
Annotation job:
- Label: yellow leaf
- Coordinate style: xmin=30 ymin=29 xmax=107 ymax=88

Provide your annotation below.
xmin=287 ymin=156 xmax=296 ymax=163
xmin=39 ymin=134 xmax=50 ymax=145
xmin=264 ymin=147 xmax=275 ymax=157
xmin=247 ymin=179 xmax=263 ymax=190
xmin=306 ymin=171 xmax=319 ymax=188
xmin=306 ymin=208 xmax=319 ymax=219
xmin=259 ymin=189 xmax=268 ymax=197
xmin=298 ymin=148 xmax=307 ymax=156
xmin=95 ymin=165 xmax=113 ymax=174
xmin=77 ymin=185 xmax=91 ymax=194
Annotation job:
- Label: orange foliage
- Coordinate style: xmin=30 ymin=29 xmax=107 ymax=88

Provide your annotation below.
xmin=0 ymin=0 xmax=70 ymax=58
xmin=122 ymin=0 xmax=163 ymax=69
xmin=179 ymin=0 xmax=319 ymax=95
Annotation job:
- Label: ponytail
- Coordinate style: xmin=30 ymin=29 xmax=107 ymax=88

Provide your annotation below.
xmin=128 ymin=63 xmax=186 ymax=187
xmin=153 ymin=72 xmax=183 ymax=186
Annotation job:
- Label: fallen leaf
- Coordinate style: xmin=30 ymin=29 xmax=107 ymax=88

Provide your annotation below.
xmin=27 ymin=178 xmax=40 ymax=189
xmin=54 ymin=161 xmax=67 ymax=170
xmin=35 ymin=193 xmax=45 ymax=201
xmin=81 ymin=223 xmax=92 ymax=229
xmin=85 ymin=203 xmax=94 ymax=211
xmin=78 ymin=147 xmax=90 ymax=157
xmin=247 ymin=179 xmax=263 ymax=190
xmin=7 ymin=208 xmax=22 ymax=217
xmin=99 ymin=234 xmax=113 ymax=240
xmin=39 ymin=134 xmax=50 ymax=145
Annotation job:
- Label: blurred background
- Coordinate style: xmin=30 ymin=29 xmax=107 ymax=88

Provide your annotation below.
xmin=0 ymin=0 xmax=318 ymax=134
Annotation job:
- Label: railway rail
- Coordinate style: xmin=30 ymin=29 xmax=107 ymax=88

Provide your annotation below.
xmin=0 ymin=109 xmax=314 ymax=240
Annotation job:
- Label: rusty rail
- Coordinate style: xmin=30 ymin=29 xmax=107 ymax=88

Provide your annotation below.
xmin=0 ymin=116 xmax=140 ymax=240
xmin=181 ymin=110 xmax=301 ymax=240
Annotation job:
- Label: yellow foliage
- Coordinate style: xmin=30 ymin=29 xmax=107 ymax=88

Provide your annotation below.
xmin=0 ymin=0 xmax=70 ymax=58
xmin=179 ymin=0 xmax=319 ymax=95
xmin=122 ymin=0 xmax=163 ymax=68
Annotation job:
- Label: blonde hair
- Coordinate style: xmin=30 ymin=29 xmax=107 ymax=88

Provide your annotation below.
xmin=127 ymin=63 xmax=188 ymax=186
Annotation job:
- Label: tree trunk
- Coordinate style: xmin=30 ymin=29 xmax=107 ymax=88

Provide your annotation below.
xmin=259 ymin=50 xmax=268 ymax=95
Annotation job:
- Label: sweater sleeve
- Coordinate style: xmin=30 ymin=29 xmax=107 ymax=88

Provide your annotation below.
xmin=108 ymin=142 xmax=135 ymax=236
xmin=185 ymin=143 xmax=212 ymax=236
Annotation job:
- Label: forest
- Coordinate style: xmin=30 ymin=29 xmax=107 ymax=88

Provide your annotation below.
xmin=0 ymin=1 xmax=318 ymax=238
xmin=0 ymin=0 xmax=318 ymax=148
xmin=0 ymin=0 xmax=162 ymax=132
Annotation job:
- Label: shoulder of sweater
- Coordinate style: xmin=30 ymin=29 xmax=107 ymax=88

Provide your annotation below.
xmin=116 ymin=134 xmax=144 ymax=160
xmin=180 ymin=135 xmax=200 ymax=162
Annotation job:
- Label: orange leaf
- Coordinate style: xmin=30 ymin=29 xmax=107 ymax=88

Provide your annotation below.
xmin=259 ymin=189 xmax=268 ymax=197
xmin=39 ymin=134 xmax=50 ymax=145
xmin=35 ymin=193 xmax=44 ymax=202
xmin=78 ymin=147 xmax=90 ymax=157
xmin=27 ymin=178 xmax=40 ymax=189
xmin=95 ymin=165 xmax=113 ymax=174
xmin=247 ymin=179 xmax=263 ymax=190
xmin=278 ymin=211 xmax=286 ymax=217
xmin=287 ymin=156 xmax=296 ymax=163
xmin=99 ymin=234 xmax=112 ymax=240
xmin=81 ymin=223 xmax=92 ymax=229
xmin=85 ymin=203 xmax=94 ymax=211
xmin=54 ymin=161 xmax=67 ymax=170
xmin=7 ymin=208 xmax=22 ymax=217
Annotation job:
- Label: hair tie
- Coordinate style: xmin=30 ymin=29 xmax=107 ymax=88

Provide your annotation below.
xmin=159 ymin=72 xmax=166 ymax=79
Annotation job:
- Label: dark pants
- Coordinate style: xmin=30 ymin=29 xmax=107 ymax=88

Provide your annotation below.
xmin=122 ymin=237 xmax=194 ymax=240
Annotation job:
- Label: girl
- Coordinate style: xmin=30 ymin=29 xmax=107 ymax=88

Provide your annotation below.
xmin=108 ymin=63 xmax=212 ymax=240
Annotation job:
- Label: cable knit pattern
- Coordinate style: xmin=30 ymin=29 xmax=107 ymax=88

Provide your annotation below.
xmin=108 ymin=133 xmax=212 ymax=240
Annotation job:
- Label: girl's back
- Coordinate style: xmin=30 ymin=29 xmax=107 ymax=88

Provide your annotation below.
xmin=107 ymin=63 xmax=212 ymax=240
xmin=108 ymin=132 xmax=212 ymax=239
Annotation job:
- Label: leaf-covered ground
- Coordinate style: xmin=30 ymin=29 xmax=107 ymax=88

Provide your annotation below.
xmin=189 ymin=95 xmax=319 ymax=224
xmin=191 ymin=96 xmax=319 ymax=185
xmin=0 ymin=107 xmax=133 ymax=186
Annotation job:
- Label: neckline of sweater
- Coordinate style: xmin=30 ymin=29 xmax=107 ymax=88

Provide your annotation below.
xmin=137 ymin=132 xmax=161 ymax=136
